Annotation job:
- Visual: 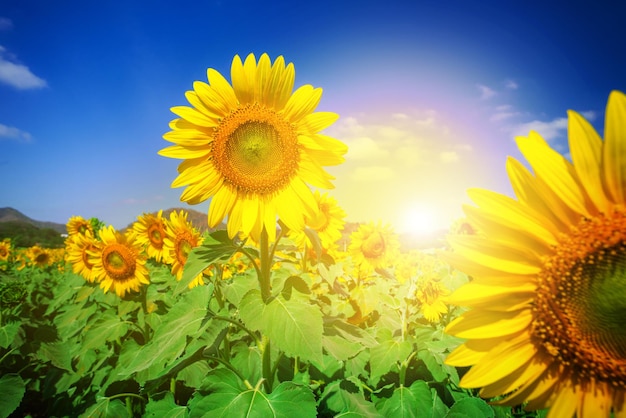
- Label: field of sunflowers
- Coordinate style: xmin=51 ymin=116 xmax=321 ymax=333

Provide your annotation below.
xmin=1 ymin=52 xmax=624 ymax=417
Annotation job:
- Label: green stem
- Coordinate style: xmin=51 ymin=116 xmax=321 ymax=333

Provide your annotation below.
xmin=262 ymin=337 xmax=273 ymax=393
xmin=399 ymin=351 xmax=417 ymax=387
xmin=108 ymin=393 xmax=146 ymax=402
xmin=204 ymin=354 xmax=252 ymax=389
xmin=126 ymin=396 xmax=132 ymax=416
xmin=140 ymin=286 xmax=151 ymax=342
xmin=259 ymin=229 xmax=272 ymax=303
xmin=210 ymin=315 xmax=260 ymax=346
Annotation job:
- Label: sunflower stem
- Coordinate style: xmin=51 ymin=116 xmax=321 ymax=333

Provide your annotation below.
xmin=259 ymin=228 xmax=272 ymax=303
xmin=261 ymin=336 xmax=273 ymax=393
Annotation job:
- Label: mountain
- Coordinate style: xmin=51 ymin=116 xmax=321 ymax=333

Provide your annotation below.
xmin=0 ymin=207 xmax=67 ymax=234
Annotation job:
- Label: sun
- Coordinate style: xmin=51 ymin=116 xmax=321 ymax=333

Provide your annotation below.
xmin=401 ymin=206 xmax=440 ymax=236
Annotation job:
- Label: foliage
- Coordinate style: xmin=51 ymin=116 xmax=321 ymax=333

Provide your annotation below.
xmin=0 ymin=229 xmax=548 ymax=417
xmin=0 ymin=221 xmax=66 ymax=248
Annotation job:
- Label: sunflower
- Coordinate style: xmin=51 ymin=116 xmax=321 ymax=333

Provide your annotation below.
xmin=65 ymin=232 xmax=99 ymax=282
xmin=348 ymin=221 xmax=400 ymax=273
xmin=67 ymin=215 xmax=94 ymax=237
xmin=0 ymin=240 xmax=11 ymax=262
xmin=444 ymin=91 xmax=626 ymax=417
xmin=415 ymin=277 xmax=450 ymax=323
xmin=162 ymin=210 xmax=204 ymax=288
xmin=289 ymin=191 xmax=346 ymax=254
xmin=90 ymin=226 xmax=149 ymax=297
xmin=26 ymin=245 xmax=52 ymax=268
xmin=133 ymin=210 xmax=169 ymax=263
xmin=158 ymin=53 xmax=347 ymax=242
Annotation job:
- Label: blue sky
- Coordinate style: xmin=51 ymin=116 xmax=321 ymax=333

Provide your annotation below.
xmin=1 ymin=0 xmax=625 ymax=234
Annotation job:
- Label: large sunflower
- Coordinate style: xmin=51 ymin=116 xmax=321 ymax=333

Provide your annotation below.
xmin=158 ymin=53 xmax=347 ymax=242
xmin=90 ymin=226 xmax=149 ymax=297
xmin=133 ymin=210 xmax=169 ymax=263
xmin=444 ymin=91 xmax=626 ymax=417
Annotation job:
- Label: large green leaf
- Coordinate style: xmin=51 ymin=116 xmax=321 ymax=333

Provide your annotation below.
xmin=80 ymin=312 xmax=130 ymax=353
xmin=191 ymin=369 xmax=316 ymax=417
xmin=444 ymin=397 xmax=494 ymax=418
xmin=0 ymin=321 xmax=20 ymax=349
xmin=0 ymin=374 xmax=25 ymax=418
xmin=369 ymin=339 xmax=413 ymax=383
xmin=37 ymin=341 xmax=74 ymax=372
xmin=320 ymin=381 xmax=382 ymax=418
xmin=144 ymin=393 xmax=188 ymax=418
xmin=175 ymin=230 xmax=238 ymax=295
xmin=119 ymin=285 xmax=211 ymax=377
xmin=79 ymin=397 xmax=130 ymax=418
xmin=239 ymin=289 xmax=323 ymax=363
xmin=376 ymin=380 xmax=433 ymax=418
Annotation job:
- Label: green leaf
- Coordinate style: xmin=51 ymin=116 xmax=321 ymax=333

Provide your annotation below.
xmin=144 ymin=393 xmax=188 ymax=418
xmin=38 ymin=341 xmax=74 ymax=372
xmin=79 ymin=397 xmax=130 ymax=418
xmin=0 ymin=321 xmax=20 ymax=349
xmin=444 ymin=397 xmax=494 ymax=418
xmin=0 ymin=374 xmax=25 ymax=418
xmin=222 ymin=270 xmax=259 ymax=306
xmin=320 ymin=381 xmax=383 ymax=418
xmin=120 ymin=285 xmax=210 ymax=377
xmin=376 ymin=380 xmax=433 ymax=418
xmin=80 ymin=313 xmax=130 ymax=353
xmin=175 ymin=231 xmax=238 ymax=295
xmin=193 ymin=369 xmax=317 ymax=417
xmin=240 ymin=289 xmax=323 ymax=363
xmin=369 ymin=339 xmax=413 ymax=383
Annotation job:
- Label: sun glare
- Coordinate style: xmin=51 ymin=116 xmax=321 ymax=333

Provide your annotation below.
xmin=401 ymin=206 xmax=440 ymax=236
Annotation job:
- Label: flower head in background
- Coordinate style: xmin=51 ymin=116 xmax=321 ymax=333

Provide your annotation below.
xmin=67 ymin=215 xmax=94 ymax=237
xmin=159 ymin=53 xmax=347 ymax=242
xmin=444 ymin=91 xmax=626 ymax=417
xmin=133 ymin=210 xmax=169 ymax=263
xmin=349 ymin=221 xmax=400 ymax=274
xmin=90 ymin=226 xmax=149 ymax=297
xmin=162 ymin=210 xmax=204 ymax=288
xmin=65 ymin=231 xmax=99 ymax=282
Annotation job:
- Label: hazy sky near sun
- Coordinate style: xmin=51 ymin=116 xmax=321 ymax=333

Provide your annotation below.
xmin=1 ymin=0 xmax=625 ymax=233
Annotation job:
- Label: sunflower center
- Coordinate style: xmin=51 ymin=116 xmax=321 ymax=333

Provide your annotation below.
xmin=212 ymin=103 xmax=299 ymax=195
xmin=148 ymin=223 xmax=164 ymax=249
xmin=0 ymin=247 xmax=7 ymax=257
xmin=362 ymin=232 xmax=386 ymax=258
xmin=175 ymin=237 xmax=193 ymax=264
xmin=35 ymin=253 xmax=49 ymax=264
xmin=532 ymin=210 xmax=626 ymax=387
xmin=102 ymin=244 xmax=136 ymax=282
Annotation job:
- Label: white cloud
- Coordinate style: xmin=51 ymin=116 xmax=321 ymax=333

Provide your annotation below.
xmin=580 ymin=110 xmax=596 ymax=121
xmin=0 ymin=123 xmax=32 ymax=142
xmin=477 ymin=84 xmax=496 ymax=100
xmin=0 ymin=46 xmax=47 ymax=89
xmin=505 ymin=79 xmax=518 ymax=90
xmin=346 ymin=136 xmax=390 ymax=160
xmin=350 ymin=166 xmax=395 ymax=182
xmin=490 ymin=111 xmax=521 ymax=122
xmin=0 ymin=18 xmax=12 ymax=31
xmin=440 ymin=151 xmax=459 ymax=163
xmin=510 ymin=117 xmax=568 ymax=141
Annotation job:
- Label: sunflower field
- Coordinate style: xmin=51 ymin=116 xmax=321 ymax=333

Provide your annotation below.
xmin=1 ymin=53 xmax=624 ymax=418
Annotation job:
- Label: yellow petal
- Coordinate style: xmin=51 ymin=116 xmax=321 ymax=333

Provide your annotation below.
xmin=267 ymin=57 xmax=294 ymax=110
xmin=231 ymin=54 xmax=253 ymax=105
xmin=548 ymin=383 xmax=577 ymax=418
xmin=467 ymin=188 xmax=558 ymax=246
xmin=158 ymin=145 xmax=209 ymax=159
xmin=578 ymin=380 xmax=612 ymax=418
xmin=479 ymin=356 xmax=548 ymax=398
xmin=254 ymin=53 xmax=271 ymax=103
xmin=282 ymin=85 xmax=322 ymax=122
xmin=193 ymin=81 xmax=231 ymax=116
xmin=297 ymin=112 xmax=339 ymax=135
xmin=568 ymin=109 xmax=610 ymax=213
xmin=206 ymin=68 xmax=238 ymax=110
xmin=171 ymin=161 xmax=214 ymax=188
xmin=445 ymin=308 xmax=532 ymax=339
xmin=163 ymin=129 xmax=212 ymax=146
xmin=445 ymin=343 xmax=488 ymax=367
xmin=447 ymin=282 xmax=535 ymax=312
xmin=516 ymin=131 xmax=590 ymax=217
xmin=448 ymin=234 xmax=541 ymax=275
xmin=208 ymin=186 xmax=237 ymax=228
xmin=602 ymin=90 xmax=626 ymax=204
xmin=439 ymin=251 xmax=535 ymax=286
xmin=171 ymin=105 xmax=218 ymax=128
xmin=460 ymin=331 xmax=538 ymax=388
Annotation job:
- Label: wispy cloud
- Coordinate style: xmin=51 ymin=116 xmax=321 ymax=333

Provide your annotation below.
xmin=510 ymin=117 xmax=568 ymax=141
xmin=0 ymin=17 xmax=12 ymax=31
xmin=0 ymin=123 xmax=32 ymax=142
xmin=477 ymin=84 xmax=496 ymax=100
xmin=0 ymin=45 xmax=47 ymax=89
xmin=504 ymin=79 xmax=518 ymax=90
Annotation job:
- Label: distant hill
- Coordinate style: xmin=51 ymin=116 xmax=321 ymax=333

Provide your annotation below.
xmin=0 ymin=207 xmax=66 ymax=234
